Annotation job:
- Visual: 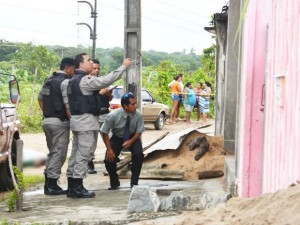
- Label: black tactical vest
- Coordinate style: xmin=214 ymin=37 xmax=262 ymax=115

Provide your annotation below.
xmin=42 ymin=72 xmax=68 ymax=120
xmin=99 ymin=94 xmax=110 ymax=115
xmin=68 ymin=72 xmax=100 ymax=116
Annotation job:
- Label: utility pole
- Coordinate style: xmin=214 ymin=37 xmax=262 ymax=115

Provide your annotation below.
xmin=124 ymin=0 xmax=142 ymax=111
xmin=77 ymin=0 xmax=97 ymax=59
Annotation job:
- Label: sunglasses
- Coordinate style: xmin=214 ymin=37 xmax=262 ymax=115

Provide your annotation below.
xmin=123 ymin=92 xmax=134 ymax=99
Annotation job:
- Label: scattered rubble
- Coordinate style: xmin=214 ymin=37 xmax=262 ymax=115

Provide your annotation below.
xmin=160 ymin=191 xmax=192 ymax=211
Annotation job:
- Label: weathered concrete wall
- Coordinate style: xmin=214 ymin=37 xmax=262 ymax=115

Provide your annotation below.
xmin=124 ymin=0 xmax=142 ymax=111
xmin=223 ymin=0 xmax=240 ymax=154
xmin=214 ymin=12 xmax=228 ymax=136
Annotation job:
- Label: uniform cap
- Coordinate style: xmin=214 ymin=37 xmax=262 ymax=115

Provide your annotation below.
xmin=61 ymin=58 xmax=75 ymax=66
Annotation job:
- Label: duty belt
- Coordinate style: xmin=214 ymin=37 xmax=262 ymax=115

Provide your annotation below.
xmin=100 ymin=107 xmax=109 ymax=115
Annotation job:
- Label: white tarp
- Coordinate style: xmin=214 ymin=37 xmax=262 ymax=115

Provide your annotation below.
xmin=143 ymin=124 xmax=214 ymax=155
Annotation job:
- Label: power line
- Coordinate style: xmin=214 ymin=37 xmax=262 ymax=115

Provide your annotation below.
xmin=97 ymin=0 xmax=211 ymax=28
xmin=0 ymin=2 xmax=76 ymax=16
xmin=0 ymin=1 xmax=89 ymax=19
xmin=0 ymin=1 xmax=212 ymax=36
xmin=144 ymin=8 xmax=207 ymax=26
xmin=158 ymin=0 xmax=211 ymax=17
xmin=0 ymin=25 xmax=79 ymax=39
xmin=143 ymin=16 xmax=209 ymax=34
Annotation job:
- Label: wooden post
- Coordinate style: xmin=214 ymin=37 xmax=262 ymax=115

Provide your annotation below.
xmin=16 ymin=139 xmax=24 ymax=211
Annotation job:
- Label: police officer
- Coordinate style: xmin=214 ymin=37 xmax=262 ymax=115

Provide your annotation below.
xmin=65 ymin=53 xmax=132 ymax=198
xmin=100 ymin=92 xmax=145 ymax=190
xmin=87 ymin=59 xmax=114 ymax=174
xmin=38 ymin=58 xmax=75 ymax=195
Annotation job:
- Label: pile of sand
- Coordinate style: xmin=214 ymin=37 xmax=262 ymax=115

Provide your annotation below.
xmin=144 ymin=130 xmax=226 ymax=180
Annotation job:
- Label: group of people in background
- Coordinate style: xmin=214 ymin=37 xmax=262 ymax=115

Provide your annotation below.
xmin=169 ymin=74 xmax=212 ymax=125
xmin=38 ymin=53 xmax=145 ymax=199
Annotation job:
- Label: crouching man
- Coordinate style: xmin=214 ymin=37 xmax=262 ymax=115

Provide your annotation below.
xmin=100 ymin=92 xmax=145 ymax=189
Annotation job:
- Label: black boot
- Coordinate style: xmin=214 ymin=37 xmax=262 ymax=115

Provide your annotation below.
xmin=44 ymin=173 xmax=48 ymax=191
xmin=70 ymin=178 xmax=95 ymax=198
xmin=66 ymin=177 xmax=73 ymax=198
xmin=44 ymin=177 xmax=67 ymax=195
xmin=87 ymin=159 xmax=97 ymax=174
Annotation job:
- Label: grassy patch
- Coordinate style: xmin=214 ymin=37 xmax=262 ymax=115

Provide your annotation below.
xmin=23 ymin=174 xmax=44 ymax=189
xmin=0 ymin=174 xmax=44 ymax=204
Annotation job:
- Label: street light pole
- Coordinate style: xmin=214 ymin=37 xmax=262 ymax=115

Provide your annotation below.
xmin=77 ymin=0 xmax=97 ymax=59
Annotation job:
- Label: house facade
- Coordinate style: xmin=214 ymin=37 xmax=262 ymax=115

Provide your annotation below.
xmin=215 ymin=0 xmax=300 ymax=197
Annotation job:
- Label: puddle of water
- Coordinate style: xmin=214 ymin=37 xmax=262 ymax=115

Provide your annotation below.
xmin=23 ymin=189 xmax=44 ymax=196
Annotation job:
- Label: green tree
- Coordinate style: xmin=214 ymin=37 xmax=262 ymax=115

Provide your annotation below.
xmin=0 ymin=40 xmax=20 ymax=62
xmin=143 ymin=60 xmax=182 ymax=105
xmin=12 ymin=43 xmax=60 ymax=83
xmin=200 ymin=45 xmax=216 ymax=77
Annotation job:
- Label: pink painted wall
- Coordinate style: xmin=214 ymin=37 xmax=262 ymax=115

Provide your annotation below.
xmin=238 ymin=0 xmax=300 ymax=197
xmin=237 ymin=0 xmax=270 ymax=197
xmin=263 ymin=0 xmax=300 ymax=193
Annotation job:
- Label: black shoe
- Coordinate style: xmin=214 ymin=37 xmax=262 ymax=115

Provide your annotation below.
xmin=66 ymin=177 xmax=73 ymax=198
xmin=70 ymin=178 xmax=95 ymax=198
xmin=130 ymin=184 xmax=137 ymax=189
xmin=87 ymin=160 xmax=97 ymax=174
xmin=108 ymin=180 xmax=120 ymax=190
xmin=44 ymin=178 xmax=67 ymax=195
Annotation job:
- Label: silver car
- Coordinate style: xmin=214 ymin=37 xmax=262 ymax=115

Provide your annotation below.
xmin=109 ymin=86 xmax=169 ymax=130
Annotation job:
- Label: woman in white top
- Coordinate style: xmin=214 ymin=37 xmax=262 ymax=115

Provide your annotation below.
xmin=199 ymin=81 xmax=212 ymax=125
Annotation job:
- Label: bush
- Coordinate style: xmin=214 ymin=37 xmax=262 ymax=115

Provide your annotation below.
xmin=18 ymin=82 xmax=43 ymax=133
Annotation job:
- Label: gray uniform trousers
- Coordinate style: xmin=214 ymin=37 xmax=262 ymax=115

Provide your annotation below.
xmin=67 ymin=130 xmax=95 ymax=178
xmin=89 ymin=117 xmax=106 ymax=159
xmin=90 ymin=130 xmax=100 ymax=159
xmin=43 ymin=124 xmax=70 ymax=179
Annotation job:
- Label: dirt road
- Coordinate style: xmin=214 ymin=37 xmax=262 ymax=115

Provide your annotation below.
xmin=22 ymin=119 xmax=214 ymax=169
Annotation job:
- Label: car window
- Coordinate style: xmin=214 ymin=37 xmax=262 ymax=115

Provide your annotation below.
xmin=142 ymin=90 xmax=153 ymax=102
xmin=112 ymin=88 xmax=124 ymax=99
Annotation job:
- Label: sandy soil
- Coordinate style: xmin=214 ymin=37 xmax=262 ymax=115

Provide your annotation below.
xmin=131 ymin=183 xmax=300 ymax=225
xmin=144 ymin=131 xmax=225 ymax=180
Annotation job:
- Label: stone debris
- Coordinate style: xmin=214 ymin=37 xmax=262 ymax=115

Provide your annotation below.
xmin=197 ymin=191 xmax=231 ymax=210
xmin=127 ymin=186 xmax=160 ymax=214
xmin=160 ymin=191 xmax=192 ymax=211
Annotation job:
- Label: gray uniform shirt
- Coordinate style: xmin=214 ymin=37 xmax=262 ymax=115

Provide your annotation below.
xmin=63 ymin=65 xmax=127 ymax=132
xmin=101 ymin=108 xmax=145 ymax=138
xmin=38 ymin=70 xmax=70 ymax=127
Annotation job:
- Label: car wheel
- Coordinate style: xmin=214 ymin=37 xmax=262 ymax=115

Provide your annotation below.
xmin=0 ymin=161 xmax=14 ymax=192
xmin=0 ymin=138 xmax=18 ymax=192
xmin=154 ymin=113 xmax=165 ymax=130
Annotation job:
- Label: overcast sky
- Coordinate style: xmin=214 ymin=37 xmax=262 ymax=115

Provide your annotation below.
xmin=0 ymin=0 xmax=228 ymax=54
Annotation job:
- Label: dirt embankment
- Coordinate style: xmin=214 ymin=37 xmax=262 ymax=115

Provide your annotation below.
xmin=144 ymin=130 xmax=226 ymax=180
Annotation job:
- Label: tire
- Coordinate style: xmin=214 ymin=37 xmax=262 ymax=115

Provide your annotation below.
xmin=154 ymin=113 xmax=165 ymax=130
xmin=11 ymin=138 xmax=17 ymax=166
xmin=0 ymin=138 xmax=17 ymax=192
xmin=0 ymin=161 xmax=14 ymax=192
